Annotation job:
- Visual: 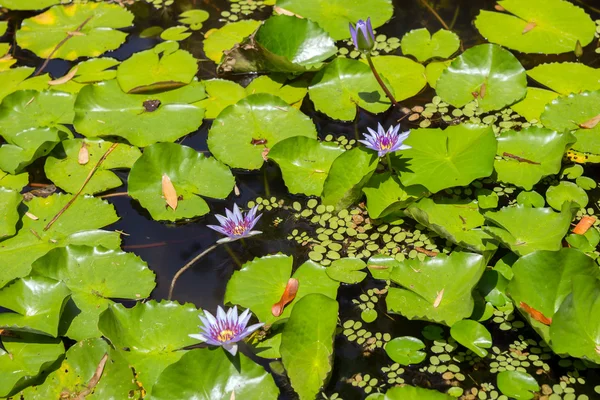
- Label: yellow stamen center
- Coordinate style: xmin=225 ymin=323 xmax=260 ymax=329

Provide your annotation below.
xmin=217 ymin=329 xmax=235 ymax=342
xmin=232 ymin=225 xmax=246 ymax=236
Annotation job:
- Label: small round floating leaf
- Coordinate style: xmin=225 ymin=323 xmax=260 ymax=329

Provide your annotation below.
xmin=527 ymin=63 xmax=600 ymax=95
xmin=400 ymin=28 xmax=460 ymax=62
xmin=17 ymin=3 xmax=134 ymax=61
xmin=510 ymin=88 xmax=559 ymax=122
xmin=364 ymin=56 xmax=427 ymax=102
xmin=546 ymin=181 xmax=588 ymax=210
xmin=160 ymin=25 xmax=191 ymax=41
xmin=497 ymin=370 xmax=539 ymax=400
xmin=128 ymin=143 xmax=234 ymax=221
xmin=325 ymin=257 xmax=367 ymax=284
xmin=203 ymin=20 xmax=261 ymax=63
xmin=179 ymin=9 xmax=209 ymax=30
xmin=516 ymin=191 xmax=545 ymax=208
xmin=576 ymin=176 xmax=596 ymax=190
xmin=385 ymin=336 xmax=427 ymax=365
xmin=450 ymin=320 xmax=492 ymax=357
xmin=0 ymin=188 xmax=20 ymax=239
xmin=208 ymin=93 xmax=317 ymax=170
xmin=436 ymin=43 xmax=526 ymax=112
xmin=361 ymin=309 xmax=378 ymax=323
xmin=198 ymin=79 xmax=247 ymax=119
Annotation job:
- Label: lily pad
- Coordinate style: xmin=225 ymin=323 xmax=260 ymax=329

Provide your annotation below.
xmin=17 ymin=3 xmax=134 ymax=60
xmin=546 ymin=181 xmax=588 ymax=210
xmin=398 ymin=124 xmax=497 ymax=193
xmin=384 ymin=336 xmax=427 ymax=365
xmin=207 ymin=93 xmax=317 ymax=170
xmin=436 ymin=44 xmax=526 ymax=112
xmin=325 ymin=258 xmax=367 ymax=284
xmin=364 ymin=56 xmax=427 ymax=102
xmin=280 ymin=294 xmax=338 ymax=400
xmin=203 ymin=20 xmax=261 ymax=63
xmin=45 ymin=139 xmax=141 ymax=195
xmin=475 ymin=0 xmax=595 ymax=54
xmin=425 ymin=60 xmax=452 ymax=89
xmin=400 ymin=28 xmax=460 ymax=62
xmin=128 ymin=143 xmax=234 ymax=221
xmin=0 ymin=67 xmax=50 ymax=103
xmin=0 ymin=188 xmax=20 ymax=239
xmin=197 ymin=79 xmax=247 ymax=119
xmin=31 ymin=245 xmax=156 ymax=340
xmin=179 ymin=9 xmax=209 ymax=30
xmin=363 ymin=172 xmax=426 ymax=219
xmin=527 ymin=63 xmax=600 ymax=95
xmin=450 ymin=320 xmax=492 ymax=357
xmin=0 ymin=0 xmax=61 ymax=10
xmin=151 ymin=348 xmax=279 ymax=400
xmin=510 ymin=88 xmax=560 ymax=121
xmin=160 ymin=26 xmax=191 ymax=41
xmin=0 ymin=170 xmax=28 ymax=191
xmin=74 ymin=80 xmax=206 ymax=147
xmin=494 ymin=127 xmax=576 ymax=190
xmin=497 ymin=370 xmax=539 ymax=400
xmin=384 ymin=385 xmax=452 ymax=399
xmin=245 ymin=74 xmax=308 ymax=106
xmin=269 ymin=136 xmax=344 ymax=196
xmin=308 ymin=57 xmax=392 ymax=121
xmin=70 ymin=57 xmax=120 ymax=83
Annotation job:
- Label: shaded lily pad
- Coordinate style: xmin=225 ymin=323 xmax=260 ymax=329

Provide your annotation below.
xmin=475 ymin=0 xmax=595 ymax=54
xmin=204 ymin=20 xmax=261 ymax=63
xmin=269 ymin=136 xmax=344 ymax=196
xmin=527 ymin=63 xmax=600 ymax=95
xmin=128 ymin=143 xmax=234 ymax=221
xmin=450 ymin=320 xmax=492 ymax=357
xmin=384 ymin=336 xmax=426 ymax=365
xmin=31 ymin=245 xmax=156 ymax=340
xmin=516 ymin=191 xmax=545 ymax=208
xmin=383 ymin=385 xmax=452 ymax=399
xmin=546 ymin=181 xmax=588 ymax=210
xmin=309 ymin=57 xmax=392 ymax=121
xmin=510 ymin=88 xmax=560 ymax=121
xmin=208 ymin=93 xmax=317 ymax=170
xmin=400 ymin=28 xmax=460 ymax=62
xmin=436 ymin=43 xmax=526 ymax=112
xmin=325 ymin=258 xmax=367 ymax=284
xmin=179 ymin=9 xmax=209 ymax=30
xmin=0 ymin=188 xmax=20 ymax=239
xmin=17 ymin=3 xmax=133 ymax=60
xmin=497 ymin=370 xmax=539 ymax=400
xmin=398 ymin=124 xmax=497 ymax=193
xmin=363 ymin=172 xmax=426 ymax=219
xmin=45 ymin=139 xmax=141 ymax=195
xmin=74 ymin=80 xmax=206 ymax=147
xmin=365 ymin=56 xmax=427 ymax=102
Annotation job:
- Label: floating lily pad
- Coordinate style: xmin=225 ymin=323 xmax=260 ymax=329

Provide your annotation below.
xmin=325 ymin=258 xmax=367 ymax=284
xmin=398 ymin=124 xmax=496 ymax=193
xmin=546 ymin=181 xmax=588 ymax=210
xmin=17 ymin=3 xmax=134 ymax=60
xmin=197 ymin=79 xmax=247 ymax=119
xmin=0 ymin=188 xmax=20 ymax=239
xmin=245 ymin=74 xmax=308 ymax=106
xmin=436 ymin=44 xmax=527 ymax=112
xmin=450 ymin=320 xmax=492 ymax=357
xmin=309 ymin=57 xmax=392 ymax=121
xmin=0 ymin=0 xmax=61 ymax=10
xmin=400 ymin=28 xmax=460 ymax=62
xmin=208 ymin=93 xmax=317 ymax=170
xmin=494 ymin=127 xmax=576 ymax=190
xmin=363 ymin=172 xmax=426 ymax=219
xmin=45 ymin=139 xmax=141 ymax=195
xmin=510 ymin=88 xmax=560 ymax=122
xmin=527 ymin=63 xmax=600 ymax=95
xmin=275 ymin=0 xmax=393 ymax=40
xmin=383 ymin=385 xmax=452 ymax=399
xmin=269 ymin=136 xmax=344 ymax=196
xmin=179 ymin=9 xmax=209 ymax=30
xmin=384 ymin=336 xmax=427 ymax=365
xmin=0 ymin=170 xmax=28 ymax=190
xmin=70 ymin=57 xmax=120 ymax=83
xmin=31 ymin=245 xmax=155 ymax=340
xmin=160 ymin=26 xmax=191 ymax=41
xmin=497 ymin=371 xmax=539 ymax=400
xmin=281 ymin=294 xmax=338 ymax=400
xmin=365 ymin=56 xmax=427 ymax=102
xmin=203 ymin=20 xmax=261 ymax=63
xmin=475 ymin=0 xmax=595 ymax=54
xmin=151 ymin=348 xmax=279 ymax=400
xmin=74 ymin=80 xmax=206 ymax=147
xmin=0 ymin=67 xmax=48 ymax=103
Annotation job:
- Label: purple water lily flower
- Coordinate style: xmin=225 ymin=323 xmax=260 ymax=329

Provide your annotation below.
xmin=207 ymin=204 xmax=262 ymax=243
xmin=359 ymin=123 xmax=411 ymax=157
xmin=349 ymin=18 xmax=375 ymax=53
xmin=190 ymin=306 xmax=264 ymax=356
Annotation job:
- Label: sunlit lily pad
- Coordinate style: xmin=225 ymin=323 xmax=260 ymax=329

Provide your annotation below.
xmin=398 ymin=124 xmax=497 ymax=193
xmin=203 ymin=20 xmax=261 ymax=63
xmin=364 ymin=56 xmax=427 ymax=102
xmin=546 ymin=181 xmax=588 ymax=210
xmin=400 ymin=28 xmax=460 ymax=62
xmin=436 ymin=44 xmax=527 ymax=112
xmin=197 ymin=79 xmax=247 ymax=119
xmin=425 ymin=60 xmax=452 ymax=89
xmin=0 ymin=188 xmax=20 ymax=239
xmin=31 ymin=245 xmax=156 ymax=340
xmin=384 ymin=336 xmax=426 ymax=365
xmin=269 ymin=136 xmax=344 ymax=196
xmin=128 ymin=143 xmax=234 ymax=221
xmin=450 ymin=320 xmax=492 ymax=357
xmin=74 ymin=80 xmax=206 ymax=147
xmin=0 ymin=0 xmax=61 ymax=10
xmin=207 ymin=93 xmax=317 ymax=170
xmin=363 ymin=172 xmax=426 ymax=219
xmin=309 ymin=57 xmax=392 ymax=121
xmin=527 ymin=63 xmax=600 ymax=95
xmin=0 ymin=67 xmax=47 ymax=103
xmin=497 ymin=371 xmax=539 ymax=400
xmin=17 ymin=3 xmax=134 ymax=60
xmin=245 ymin=74 xmax=308 ymax=107
xmin=510 ymin=88 xmax=560 ymax=121
xmin=494 ymin=127 xmax=576 ymax=190
xmin=474 ymin=0 xmax=595 ymax=54
xmin=325 ymin=258 xmax=367 ymax=284
xmin=45 ymin=139 xmax=141 ymax=195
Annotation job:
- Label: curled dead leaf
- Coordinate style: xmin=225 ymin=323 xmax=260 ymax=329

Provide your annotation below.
xmin=78 ymin=142 xmax=89 ymax=165
xmin=433 ymin=289 xmax=444 ymax=308
xmin=368 ymin=264 xmax=389 ymax=270
xmin=162 ymin=173 xmax=178 ymax=210
xmin=579 ymin=114 xmax=600 ymax=129
xmin=25 ymin=212 xmax=38 ymax=220
xmin=272 ymin=278 xmax=299 ymax=317
xmin=273 ymin=6 xmax=303 ymax=18
xmin=520 ymin=302 xmax=552 ymax=325
xmin=262 ymin=147 xmax=270 ymax=161
xmin=48 ymin=66 xmax=79 ymax=86
xmin=480 ymin=83 xmax=486 ymax=99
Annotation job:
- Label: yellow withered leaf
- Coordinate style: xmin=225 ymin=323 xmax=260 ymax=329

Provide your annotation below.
xmin=162 ymin=173 xmax=178 ymax=210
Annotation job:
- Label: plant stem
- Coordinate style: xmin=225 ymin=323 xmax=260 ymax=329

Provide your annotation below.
xmin=168 ymin=243 xmax=220 ymax=300
xmin=386 ymin=153 xmax=394 ymax=174
xmin=224 ymin=243 xmax=243 ymax=268
xmin=366 ymin=54 xmax=397 ymax=107
xmin=263 ymin=167 xmax=271 ymax=197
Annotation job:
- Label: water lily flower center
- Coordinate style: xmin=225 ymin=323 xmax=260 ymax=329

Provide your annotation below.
xmin=217 ymin=329 xmax=235 ymax=342
xmin=232 ymin=225 xmax=247 ymax=236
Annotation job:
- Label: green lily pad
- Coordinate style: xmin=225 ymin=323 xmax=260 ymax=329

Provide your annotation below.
xmin=74 ymin=80 xmax=206 ymax=147
xmin=478 ymin=269 xmax=511 ymax=308
xmin=45 ymin=139 xmax=141 ymax=195
xmin=497 ymin=371 xmax=539 ymax=400
xmin=197 ymin=79 xmax=247 ymax=119
xmin=494 ymin=127 xmax=576 ymax=190
xmin=117 ymin=46 xmax=198 ymax=93
xmin=510 ymin=88 xmax=560 ymax=122
xmin=550 ymin=276 xmax=600 ymax=363
xmin=398 ymin=124 xmax=497 ymax=193
xmin=404 ymin=197 xmax=495 ymax=253
xmin=224 ymin=254 xmax=339 ymax=325
xmin=450 ymin=320 xmax=492 ymax=357
xmin=400 ymin=28 xmax=460 ymax=62
xmin=516 ymin=191 xmax=545 ymax=208
xmin=436 ymin=43 xmax=527 ymax=112
xmin=207 ymin=93 xmax=317 ymax=170
xmin=203 ymin=20 xmax=261 ymax=63
xmin=546 ymin=181 xmax=588 ymax=210
xmin=269 ymin=136 xmax=344 ymax=196
xmin=576 ymin=176 xmax=596 ymax=190
xmin=0 ymin=90 xmax=75 ymax=173
xmin=275 ymin=0 xmax=393 ymax=40
xmin=179 ymin=9 xmax=209 ymax=30
xmin=527 ymin=63 xmax=600 ymax=95
xmin=364 ymin=56 xmax=427 ymax=102
xmin=484 ymin=203 xmax=574 ymax=256
xmin=128 ymin=143 xmax=234 ymax=221
xmin=363 ymin=172 xmax=426 ymax=219
xmin=280 ymin=294 xmax=338 ymax=400
xmin=385 ymin=252 xmax=487 ymax=325
xmin=17 ymin=3 xmax=133 ymax=60
xmin=98 ymin=301 xmax=201 ymax=397
xmin=245 ymin=74 xmax=308 ymax=106
xmin=160 ymin=26 xmax=191 ymax=41
xmin=0 ymin=276 xmax=70 ymax=337
xmin=0 ymin=333 xmax=64 ymax=398
xmin=31 ymin=245 xmax=155 ymax=340
xmin=325 ymin=258 xmax=367 ymax=284
xmin=384 ymin=336 xmax=427 ymax=365
xmin=384 ymin=385 xmax=452 ymax=399
xmin=0 ymin=0 xmax=61 ymax=10
xmin=0 ymin=169 xmax=28 ymax=191
xmin=0 ymin=188 xmax=20 ymax=239
xmin=0 ymin=67 xmax=50 ymax=103
xmin=475 ymin=0 xmax=595 ymax=54
xmin=425 ymin=60 xmax=452 ymax=89
xmin=322 ymin=147 xmax=378 ymax=210
xmin=541 ymin=91 xmax=600 ymax=155
xmin=71 ymin=57 xmax=120 ymax=83
xmin=151 ymin=348 xmax=279 ymax=400
xmin=309 ymin=57 xmax=392 ymax=121
xmin=0 ymin=194 xmax=120 ymax=289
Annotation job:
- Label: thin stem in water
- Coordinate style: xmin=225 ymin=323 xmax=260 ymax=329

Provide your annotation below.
xmin=168 ymin=243 xmax=220 ymax=300
xmin=366 ymin=54 xmax=397 ymax=106
xmin=386 ymin=153 xmax=394 ymax=174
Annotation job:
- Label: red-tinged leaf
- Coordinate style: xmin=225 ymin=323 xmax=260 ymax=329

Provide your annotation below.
xmin=522 ymin=22 xmax=536 ymax=34
xmin=579 ymin=114 xmax=600 ymax=129
xmin=572 ymin=216 xmax=596 ymax=235
xmin=520 ymin=302 xmax=552 ymax=325
xmin=162 ymin=173 xmax=178 ymax=210
xmin=494 ymin=4 xmax=505 ymax=11
xmin=272 ymin=278 xmax=299 ymax=317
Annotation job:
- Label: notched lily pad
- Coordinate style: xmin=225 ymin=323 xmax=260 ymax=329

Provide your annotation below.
xmin=400 ymin=28 xmax=460 ymax=62
xmin=363 ymin=172 xmax=426 ymax=219
xmin=385 ymin=336 xmax=426 ymax=365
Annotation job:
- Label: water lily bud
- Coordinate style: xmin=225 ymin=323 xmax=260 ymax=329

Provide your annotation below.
xmin=349 ymin=18 xmax=375 ymax=53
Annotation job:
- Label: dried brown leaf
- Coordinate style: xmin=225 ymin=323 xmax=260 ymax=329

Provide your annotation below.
xmin=272 ymin=278 xmax=299 ymax=317
xmin=522 ymin=22 xmax=536 ymax=34
xmin=433 ymin=288 xmax=444 ymax=308
xmin=162 ymin=173 xmax=178 ymax=210
xmin=579 ymin=114 xmax=600 ymax=129
xmin=78 ymin=142 xmax=89 ymax=165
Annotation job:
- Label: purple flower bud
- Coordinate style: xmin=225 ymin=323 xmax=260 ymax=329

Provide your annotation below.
xmin=358 ymin=123 xmax=411 ymax=157
xmin=349 ymin=18 xmax=375 ymax=53
xmin=207 ymin=204 xmax=262 ymax=243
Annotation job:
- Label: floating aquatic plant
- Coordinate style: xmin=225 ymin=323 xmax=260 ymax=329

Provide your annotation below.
xmin=358 ymin=123 xmax=411 ymax=157
xmin=207 ymin=204 xmax=262 ymax=243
